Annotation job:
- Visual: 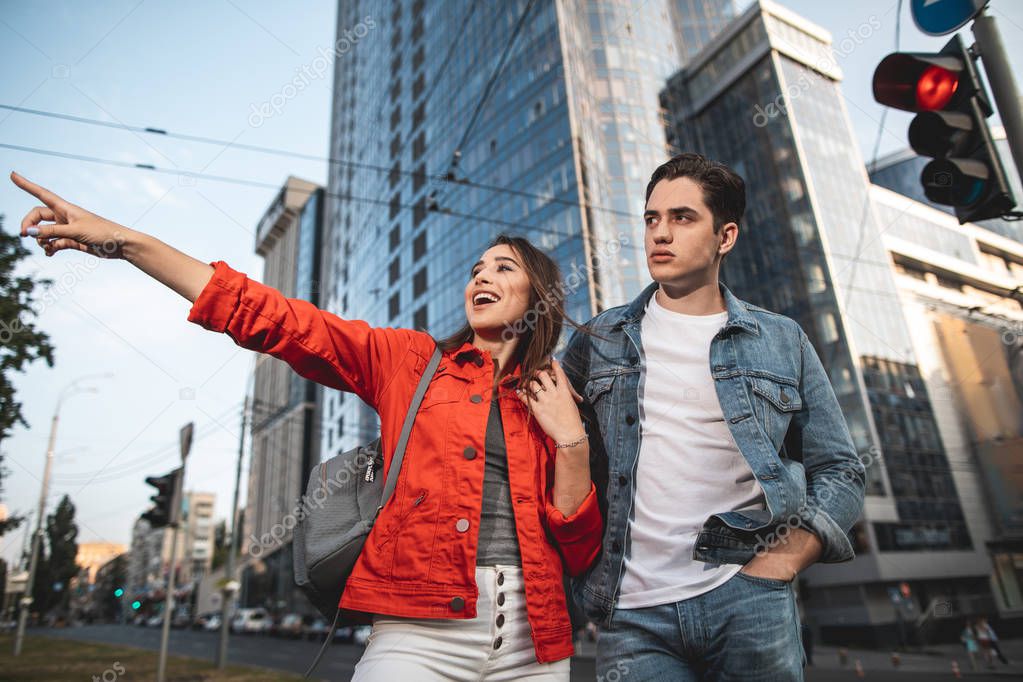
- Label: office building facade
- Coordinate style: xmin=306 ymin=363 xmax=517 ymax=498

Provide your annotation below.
xmin=323 ymin=0 xmax=734 ymax=453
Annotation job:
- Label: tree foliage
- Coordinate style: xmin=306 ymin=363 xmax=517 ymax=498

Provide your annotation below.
xmin=0 ymin=214 xmax=56 ymax=536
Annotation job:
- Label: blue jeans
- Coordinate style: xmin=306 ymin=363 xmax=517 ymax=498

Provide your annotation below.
xmin=596 ymin=571 xmax=805 ymax=681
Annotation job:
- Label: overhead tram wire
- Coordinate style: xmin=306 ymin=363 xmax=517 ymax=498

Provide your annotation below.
xmin=1 ymin=141 xmax=579 ymax=243
xmin=0 ymin=104 xmax=632 ymax=220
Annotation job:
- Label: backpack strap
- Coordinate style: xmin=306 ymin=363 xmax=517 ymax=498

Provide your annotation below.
xmin=376 ymin=343 xmax=442 ymax=516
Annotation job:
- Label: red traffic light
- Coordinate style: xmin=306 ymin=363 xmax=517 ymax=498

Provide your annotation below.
xmin=873 ymin=52 xmax=964 ymax=112
xmin=916 ymin=65 xmax=959 ymax=110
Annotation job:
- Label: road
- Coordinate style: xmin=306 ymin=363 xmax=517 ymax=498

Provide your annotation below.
xmin=35 ymin=625 xmax=1020 ymax=681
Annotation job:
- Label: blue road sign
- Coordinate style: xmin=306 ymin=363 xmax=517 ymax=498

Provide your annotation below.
xmin=911 ymin=0 xmax=988 ymax=36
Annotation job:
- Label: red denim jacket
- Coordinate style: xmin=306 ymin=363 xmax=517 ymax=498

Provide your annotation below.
xmin=187 ymin=261 xmax=603 ymax=663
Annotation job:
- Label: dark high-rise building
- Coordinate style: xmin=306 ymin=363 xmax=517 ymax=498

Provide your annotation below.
xmin=323 ymin=0 xmax=734 ymax=452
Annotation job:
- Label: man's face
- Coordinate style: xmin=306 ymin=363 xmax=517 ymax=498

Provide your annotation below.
xmin=643 ymin=176 xmax=735 ymax=289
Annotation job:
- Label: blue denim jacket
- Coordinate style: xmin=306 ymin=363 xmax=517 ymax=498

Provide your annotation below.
xmin=559 ymin=281 xmax=865 ymax=625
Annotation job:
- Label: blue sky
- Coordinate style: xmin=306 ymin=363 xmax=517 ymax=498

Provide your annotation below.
xmin=1 ymin=0 xmax=1021 ymax=565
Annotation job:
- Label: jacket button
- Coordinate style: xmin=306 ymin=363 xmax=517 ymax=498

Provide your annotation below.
xmin=493 ymin=636 xmax=503 ymax=650
xmin=618 ymin=475 xmax=628 ymax=486
xmin=497 ymin=593 xmax=505 ymax=606
xmin=470 ymin=394 xmax=483 ymax=403
xmin=456 ymin=518 xmax=470 ymax=532
xmin=625 ymin=415 xmax=635 ymax=425
xmin=463 ymin=446 xmax=477 ymax=460
xmin=611 ymin=541 xmax=621 ymax=553
xmin=449 ymin=596 xmax=465 ymax=611
xmin=497 ymin=572 xmax=505 ymax=586
xmin=780 ymin=390 xmax=790 ymax=404
xmin=496 ymin=613 xmax=505 ymax=627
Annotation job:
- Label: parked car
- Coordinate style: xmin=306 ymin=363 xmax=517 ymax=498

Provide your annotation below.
xmin=303 ymin=617 xmax=329 ymax=641
xmin=192 ymin=611 xmax=216 ymax=630
xmin=231 ymin=608 xmax=270 ymax=634
xmin=145 ymin=614 xmax=163 ymax=628
xmin=352 ymin=625 xmax=372 ymax=646
xmin=203 ymin=614 xmax=222 ymax=632
xmin=171 ymin=608 xmax=191 ymax=629
xmin=276 ymin=613 xmax=305 ymax=639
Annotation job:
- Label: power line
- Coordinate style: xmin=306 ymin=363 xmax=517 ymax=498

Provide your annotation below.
xmin=2 ymin=141 xmax=590 ymax=242
xmin=1 ymin=103 xmax=632 ymax=220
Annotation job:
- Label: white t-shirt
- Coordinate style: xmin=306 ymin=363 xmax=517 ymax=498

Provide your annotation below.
xmin=617 ymin=290 xmax=766 ymax=609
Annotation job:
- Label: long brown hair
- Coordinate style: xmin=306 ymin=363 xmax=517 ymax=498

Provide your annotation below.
xmin=437 ymin=234 xmax=585 ymax=385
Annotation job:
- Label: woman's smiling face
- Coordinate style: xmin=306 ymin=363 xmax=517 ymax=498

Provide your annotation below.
xmin=465 ymin=243 xmax=533 ymax=336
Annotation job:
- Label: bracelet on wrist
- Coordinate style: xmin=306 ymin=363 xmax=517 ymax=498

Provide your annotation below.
xmin=554 ymin=433 xmax=588 ymax=449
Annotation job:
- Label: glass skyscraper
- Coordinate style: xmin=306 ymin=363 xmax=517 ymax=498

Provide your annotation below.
xmin=661 ymin=0 xmax=1004 ymax=643
xmin=323 ymin=0 xmax=734 ymax=453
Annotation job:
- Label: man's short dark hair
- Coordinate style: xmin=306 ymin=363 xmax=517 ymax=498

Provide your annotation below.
xmin=645 ymin=153 xmax=746 ymax=233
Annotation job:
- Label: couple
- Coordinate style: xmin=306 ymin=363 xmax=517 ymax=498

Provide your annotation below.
xmin=12 ymin=153 xmax=865 ymax=681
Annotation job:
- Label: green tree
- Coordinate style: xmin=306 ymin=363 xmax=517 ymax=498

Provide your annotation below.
xmin=33 ymin=495 xmax=78 ymax=616
xmin=211 ymin=519 xmax=228 ymax=571
xmin=96 ymin=554 xmax=128 ymax=621
xmin=0 ymin=214 xmax=56 ymax=536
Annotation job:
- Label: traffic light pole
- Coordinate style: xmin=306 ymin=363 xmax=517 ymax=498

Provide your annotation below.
xmin=156 ymin=501 xmax=181 ymax=682
xmin=973 ymin=12 xmax=1023 ymax=187
xmin=216 ymin=396 xmax=248 ymax=668
xmin=156 ymin=422 xmax=192 ymax=682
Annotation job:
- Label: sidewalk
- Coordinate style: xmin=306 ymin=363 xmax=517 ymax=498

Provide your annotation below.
xmin=574 ymin=637 xmax=1023 ymax=676
xmin=806 ymin=639 xmax=1022 ymax=677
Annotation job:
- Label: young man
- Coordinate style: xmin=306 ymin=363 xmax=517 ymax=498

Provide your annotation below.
xmin=561 ymin=153 xmax=865 ymax=680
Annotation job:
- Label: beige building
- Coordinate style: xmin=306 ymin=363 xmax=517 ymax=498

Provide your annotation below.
xmin=75 ymin=542 xmax=128 ymax=584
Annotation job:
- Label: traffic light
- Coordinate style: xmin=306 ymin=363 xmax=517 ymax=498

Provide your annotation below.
xmin=141 ymin=468 xmax=181 ymax=529
xmin=114 ymin=588 xmax=124 ymax=598
xmin=873 ymin=34 xmax=1015 ymax=223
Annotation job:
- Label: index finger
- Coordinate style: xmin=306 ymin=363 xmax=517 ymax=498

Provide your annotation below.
xmin=10 ymin=171 xmax=66 ymax=210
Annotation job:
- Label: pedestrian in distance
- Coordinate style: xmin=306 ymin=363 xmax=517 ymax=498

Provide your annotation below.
xmin=976 ymin=616 xmax=1010 ymax=665
xmin=960 ymin=619 xmax=980 ymax=671
xmin=10 ymin=170 xmax=604 ymax=682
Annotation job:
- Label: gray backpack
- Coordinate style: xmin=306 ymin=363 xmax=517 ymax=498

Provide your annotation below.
xmin=293 ymin=344 xmax=441 ymax=677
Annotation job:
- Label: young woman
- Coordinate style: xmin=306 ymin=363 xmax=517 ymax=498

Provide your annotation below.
xmin=11 ymin=170 xmax=602 ymax=680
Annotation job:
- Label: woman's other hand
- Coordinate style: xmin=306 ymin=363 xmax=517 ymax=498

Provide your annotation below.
xmin=11 ymin=171 xmax=132 ymax=259
xmin=516 ymin=358 xmax=586 ymax=444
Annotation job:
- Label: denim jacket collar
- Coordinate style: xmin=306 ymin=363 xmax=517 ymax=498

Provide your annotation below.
xmin=614 ymin=281 xmax=760 ymax=336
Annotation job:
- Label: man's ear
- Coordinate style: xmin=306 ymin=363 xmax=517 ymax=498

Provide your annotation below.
xmin=719 ymin=222 xmax=739 ymax=256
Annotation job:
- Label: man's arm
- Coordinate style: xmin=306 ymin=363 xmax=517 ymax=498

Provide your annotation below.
xmin=743 ymin=327 xmax=866 ymax=580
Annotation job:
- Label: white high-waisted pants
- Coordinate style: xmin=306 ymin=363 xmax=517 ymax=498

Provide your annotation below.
xmin=350 ymin=565 xmax=571 ymax=681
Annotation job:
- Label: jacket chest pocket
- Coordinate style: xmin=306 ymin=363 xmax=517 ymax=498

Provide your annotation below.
xmin=419 ymin=372 xmax=467 ymax=411
xmin=749 ymin=376 xmax=802 ymax=451
xmin=584 ymin=374 xmax=617 ymax=417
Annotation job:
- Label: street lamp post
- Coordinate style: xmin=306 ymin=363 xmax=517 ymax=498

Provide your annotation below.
xmin=13 ymin=373 xmax=110 ymax=656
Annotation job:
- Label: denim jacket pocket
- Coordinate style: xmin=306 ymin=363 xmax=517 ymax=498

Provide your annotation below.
xmin=750 ymin=376 xmax=802 ymax=450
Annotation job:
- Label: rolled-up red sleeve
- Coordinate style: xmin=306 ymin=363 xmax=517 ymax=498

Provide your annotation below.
xmin=545 ymin=480 xmax=602 ymax=577
xmin=187 ymin=260 xmax=412 ymax=408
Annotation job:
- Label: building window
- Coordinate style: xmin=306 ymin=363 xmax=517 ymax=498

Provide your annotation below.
xmin=390 ymin=105 xmax=401 ymax=130
xmin=413 ymin=304 xmax=428 ymax=330
xmin=413 ymin=163 xmax=426 ymax=192
xmin=389 ymin=161 xmax=401 ymax=188
xmin=389 ymin=257 xmax=400 ymax=285
xmin=389 ymin=225 xmax=401 ymax=251
xmin=412 ymin=132 xmax=425 ymax=161
xmin=412 ymin=73 xmax=425 ymax=100
xmin=413 ymin=197 xmax=427 ymax=226
xmin=413 ymin=267 xmax=427 ymax=297
xmin=412 ymin=45 xmax=424 ymax=71
xmin=390 ymin=133 xmax=402 ymax=159
xmin=413 ymin=231 xmax=427 ymax=259
xmin=412 ymin=102 xmax=425 ymax=130
xmin=389 ymin=192 xmax=401 ymax=220
xmin=389 ymin=292 xmax=400 ymax=319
